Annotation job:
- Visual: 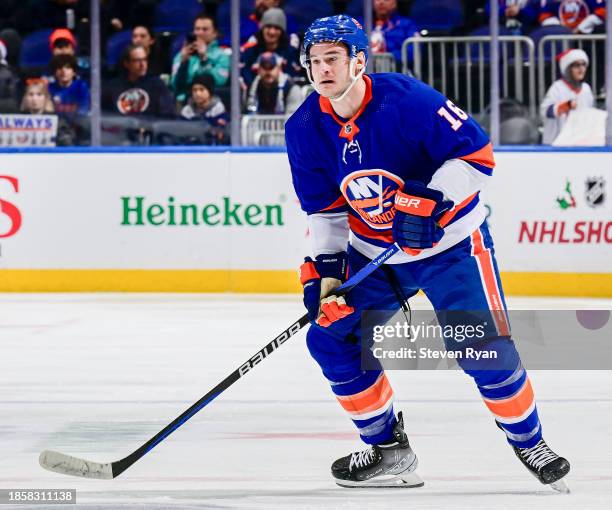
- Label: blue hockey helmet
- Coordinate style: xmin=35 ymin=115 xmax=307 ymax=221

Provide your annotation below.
xmin=300 ymin=15 xmax=369 ymax=69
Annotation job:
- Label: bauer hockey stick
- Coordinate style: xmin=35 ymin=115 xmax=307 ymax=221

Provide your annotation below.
xmin=39 ymin=243 xmax=401 ymax=479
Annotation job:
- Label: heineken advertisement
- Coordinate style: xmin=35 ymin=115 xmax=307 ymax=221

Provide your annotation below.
xmin=120 ymin=196 xmax=284 ymax=227
xmin=0 ymin=150 xmax=610 ymax=294
xmin=0 ymin=152 xmax=309 ymax=274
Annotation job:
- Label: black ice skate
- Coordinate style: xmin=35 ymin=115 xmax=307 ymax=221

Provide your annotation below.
xmin=331 ymin=412 xmax=423 ymax=488
xmin=513 ymin=438 xmax=571 ymax=493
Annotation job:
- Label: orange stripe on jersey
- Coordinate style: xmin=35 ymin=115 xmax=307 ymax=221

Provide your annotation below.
xmin=438 ymin=192 xmax=478 ymax=228
xmin=538 ymin=12 xmax=554 ymax=23
xmin=319 ymin=75 xmax=373 ymax=142
xmin=460 ymin=142 xmax=495 ymax=169
xmin=483 ymin=378 xmax=535 ymax=419
xmin=319 ymin=195 xmax=347 ymax=212
xmin=336 ymin=373 xmax=393 ymax=415
xmin=471 ymin=229 xmax=511 ymax=336
xmin=349 ymin=215 xmax=394 ymax=243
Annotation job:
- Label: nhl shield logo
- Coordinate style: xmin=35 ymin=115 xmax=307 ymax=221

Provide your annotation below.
xmin=585 ymin=177 xmax=605 ymax=208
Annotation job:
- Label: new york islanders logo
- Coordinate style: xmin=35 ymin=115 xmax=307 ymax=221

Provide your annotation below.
xmin=558 ymin=0 xmax=589 ymax=29
xmin=341 ymin=170 xmax=404 ymax=230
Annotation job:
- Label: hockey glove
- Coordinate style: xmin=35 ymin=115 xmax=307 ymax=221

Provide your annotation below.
xmin=299 ymin=252 xmax=354 ymax=328
xmin=392 ymin=181 xmax=454 ymax=255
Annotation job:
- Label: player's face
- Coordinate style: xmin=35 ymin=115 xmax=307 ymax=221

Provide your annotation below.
xmin=569 ymin=61 xmax=587 ymax=82
xmin=308 ymin=43 xmax=352 ymax=98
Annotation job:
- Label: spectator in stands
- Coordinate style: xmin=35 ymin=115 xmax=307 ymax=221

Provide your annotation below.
xmin=486 ymin=1 xmax=539 ymax=34
xmin=241 ymin=0 xmax=299 ymax=49
xmin=131 ymin=25 xmax=165 ymax=76
xmin=540 ymin=49 xmax=594 ymax=144
xmin=50 ymin=29 xmax=77 ymax=57
xmin=48 ymin=54 xmax=90 ymax=117
xmin=171 ymin=13 xmax=230 ymax=104
xmin=103 ymin=44 xmax=175 ymax=117
xmin=180 ymin=74 xmax=229 ymax=143
xmin=20 ymin=78 xmax=76 ymax=145
xmin=20 ymin=79 xmax=54 ymax=114
xmin=0 ymin=28 xmax=21 ymax=69
xmin=241 ymin=8 xmax=301 ymax=87
xmin=245 ymin=51 xmax=301 ymax=115
xmin=369 ymin=0 xmax=419 ymax=64
xmin=0 ymin=38 xmax=19 ymax=113
xmin=538 ymin=0 xmax=606 ymax=33
xmin=104 ymin=0 xmax=157 ymax=31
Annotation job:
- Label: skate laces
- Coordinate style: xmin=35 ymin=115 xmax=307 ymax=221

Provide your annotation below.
xmin=520 ymin=440 xmax=558 ymax=470
xmin=349 ymin=448 xmax=376 ymax=471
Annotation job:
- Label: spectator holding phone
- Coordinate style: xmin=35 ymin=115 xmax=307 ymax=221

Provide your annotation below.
xmin=171 ymin=13 xmax=230 ymax=104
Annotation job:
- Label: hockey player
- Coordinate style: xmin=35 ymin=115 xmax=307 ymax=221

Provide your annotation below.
xmin=285 ymin=15 xmax=570 ymax=489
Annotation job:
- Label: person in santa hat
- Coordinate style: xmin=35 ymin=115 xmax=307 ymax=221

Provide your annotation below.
xmin=540 ymin=48 xmax=594 ymax=144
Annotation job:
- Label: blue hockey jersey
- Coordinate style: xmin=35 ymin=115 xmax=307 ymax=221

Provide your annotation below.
xmin=286 ymin=73 xmax=495 ymax=263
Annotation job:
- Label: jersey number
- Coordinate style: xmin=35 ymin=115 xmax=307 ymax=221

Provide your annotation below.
xmin=437 ymin=100 xmax=468 ymax=131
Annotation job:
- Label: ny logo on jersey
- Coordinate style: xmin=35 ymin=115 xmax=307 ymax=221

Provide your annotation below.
xmin=341 ymin=170 xmax=404 ymax=230
xmin=342 ymin=139 xmax=362 ymax=165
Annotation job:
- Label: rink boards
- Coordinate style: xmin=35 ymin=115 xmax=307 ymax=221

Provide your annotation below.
xmin=0 ymin=147 xmax=610 ymax=296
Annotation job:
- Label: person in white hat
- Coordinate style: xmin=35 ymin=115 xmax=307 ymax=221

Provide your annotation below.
xmin=540 ymin=48 xmax=594 ymax=144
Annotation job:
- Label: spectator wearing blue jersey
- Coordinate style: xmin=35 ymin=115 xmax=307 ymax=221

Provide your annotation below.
xmin=367 ymin=0 xmax=418 ymax=65
xmin=241 ymin=8 xmax=301 ymax=87
xmin=171 ymin=13 xmax=230 ymax=104
xmin=538 ymin=0 xmax=606 ymax=33
xmin=180 ymin=74 xmax=229 ymax=143
xmin=48 ymin=54 xmax=90 ymax=118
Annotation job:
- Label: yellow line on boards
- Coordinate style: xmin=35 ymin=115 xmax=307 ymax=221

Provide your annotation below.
xmin=0 ymin=270 xmax=610 ymax=297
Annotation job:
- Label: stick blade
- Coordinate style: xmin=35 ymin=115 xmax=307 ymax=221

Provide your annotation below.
xmin=39 ymin=450 xmax=113 ymax=479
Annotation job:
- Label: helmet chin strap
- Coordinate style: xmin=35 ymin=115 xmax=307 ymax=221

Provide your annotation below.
xmin=330 ymin=58 xmax=365 ymax=103
xmin=308 ymin=57 xmax=365 ymax=103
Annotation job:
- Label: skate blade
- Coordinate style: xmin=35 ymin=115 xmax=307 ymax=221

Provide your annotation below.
xmin=335 ymin=471 xmax=424 ymax=489
xmin=550 ymin=478 xmax=570 ymax=494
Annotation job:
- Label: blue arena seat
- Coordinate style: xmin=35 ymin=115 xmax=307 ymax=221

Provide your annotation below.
xmin=19 ymin=29 xmax=54 ymax=69
xmin=155 ymin=0 xmax=203 ymax=32
xmin=105 ymin=30 xmax=132 ymax=67
xmin=170 ymin=34 xmax=186 ymax=61
xmin=410 ymin=0 xmax=464 ymax=33
xmin=528 ymin=25 xmax=573 ymax=61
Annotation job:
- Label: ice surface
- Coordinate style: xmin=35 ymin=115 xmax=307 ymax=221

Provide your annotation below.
xmin=0 ymin=293 xmax=611 ymax=509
